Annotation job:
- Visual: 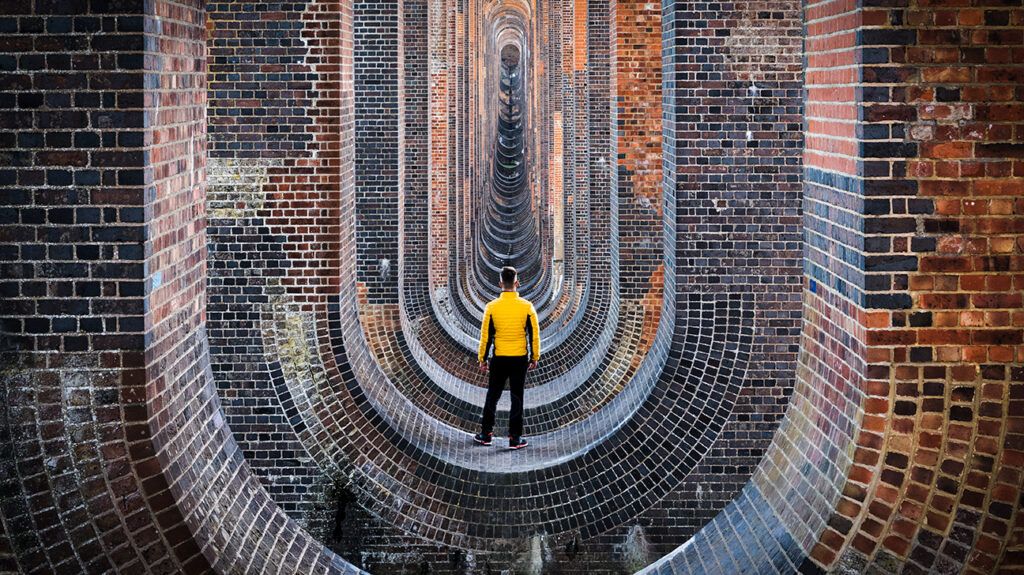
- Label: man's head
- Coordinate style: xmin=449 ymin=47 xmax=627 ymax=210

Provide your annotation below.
xmin=500 ymin=266 xmax=518 ymax=291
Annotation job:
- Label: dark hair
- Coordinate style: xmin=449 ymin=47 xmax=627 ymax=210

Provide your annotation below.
xmin=500 ymin=266 xmax=517 ymax=288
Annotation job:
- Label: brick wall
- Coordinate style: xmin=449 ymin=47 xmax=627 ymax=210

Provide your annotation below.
xmin=814 ymin=2 xmax=1024 ymax=572
xmin=0 ymin=2 xmax=207 ymax=571
xmin=2 ymin=1 xmax=1022 ymax=574
xmin=197 ymin=0 xmax=806 ymax=571
xmin=204 ymin=1 xmax=363 ymax=537
xmin=644 ymin=1 xmax=1022 ymax=573
xmin=355 ymin=0 xmax=403 ymax=304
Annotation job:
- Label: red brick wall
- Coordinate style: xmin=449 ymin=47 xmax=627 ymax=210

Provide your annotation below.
xmin=805 ymin=0 xmax=860 ymax=177
xmin=805 ymin=1 xmax=1024 ymax=572
xmin=142 ymin=0 xmax=212 ymax=569
xmin=611 ymin=0 xmax=663 ymax=304
xmin=795 ymin=0 xmax=876 ymax=565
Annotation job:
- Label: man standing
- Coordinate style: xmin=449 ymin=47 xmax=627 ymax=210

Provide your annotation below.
xmin=474 ymin=266 xmax=540 ymax=450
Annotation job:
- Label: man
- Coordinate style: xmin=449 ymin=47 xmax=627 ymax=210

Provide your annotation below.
xmin=474 ymin=266 xmax=540 ymax=450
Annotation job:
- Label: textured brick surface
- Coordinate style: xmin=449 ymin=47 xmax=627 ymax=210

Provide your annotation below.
xmin=0 ymin=1 xmax=357 ymax=573
xmin=0 ymin=2 xmax=206 ymax=572
xmin=201 ymin=0 xmax=804 ymax=569
xmin=1 ymin=1 xmax=1022 ymax=574
xmin=808 ymin=2 xmax=1024 ymax=573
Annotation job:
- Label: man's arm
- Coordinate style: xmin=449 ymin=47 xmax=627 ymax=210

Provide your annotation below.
xmin=528 ymin=303 xmax=540 ymax=363
xmin=478 ymin=304 xmax=492 ymax=364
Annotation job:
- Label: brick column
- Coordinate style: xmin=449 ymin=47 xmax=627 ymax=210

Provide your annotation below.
xmin=802 ymin=1 xmax=1024 ymax=572
xmin=428 ymin=0 xmax=450 ymax=292
xmin=0 ymin=2 xmax=357 ymax=572
xmin=609 ymin=0 xmax=664 ymax=360
xmin=355 ymin=0 xmax=404 ymax=304
xmin=610 ymin=0 xmax=663 ymax=299
xmin=0 ymin=2 xmax=210 ymax=571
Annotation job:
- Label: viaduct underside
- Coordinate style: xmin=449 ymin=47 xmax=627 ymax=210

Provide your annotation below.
xmin=0 ymin=1 xmax=1022 ymax=574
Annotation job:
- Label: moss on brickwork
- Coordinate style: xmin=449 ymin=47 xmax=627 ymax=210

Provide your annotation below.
xmin=207 ymin=158 xmax=280 ymax=219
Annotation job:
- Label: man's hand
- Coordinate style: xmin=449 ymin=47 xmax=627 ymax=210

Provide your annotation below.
xmin=528 ymin=360 xmax=538 ymax=371
xmin=479 ymin=360 xmax=489 ymax=373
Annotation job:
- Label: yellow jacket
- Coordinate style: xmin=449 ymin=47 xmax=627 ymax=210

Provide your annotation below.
xmin=478 ymin=292 xmax=540 ymax=362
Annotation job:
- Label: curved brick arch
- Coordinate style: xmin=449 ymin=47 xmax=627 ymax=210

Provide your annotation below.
xmin=195 ymin=0 xmax=782 ymax=558
xmin=1 ymin=0 xmax=1022 ymax=574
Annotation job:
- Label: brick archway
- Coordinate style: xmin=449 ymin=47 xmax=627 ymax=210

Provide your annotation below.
xmin=0 ymin=1 xmax=1021 ymax=574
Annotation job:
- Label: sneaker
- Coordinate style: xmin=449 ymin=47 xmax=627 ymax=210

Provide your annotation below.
xmin=508 ymin=436 xmax=528 ymax=450
xmin=473 ymin=432 xmax=493 ymax=446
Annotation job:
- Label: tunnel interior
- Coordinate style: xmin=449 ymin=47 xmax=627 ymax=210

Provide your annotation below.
xmin=0 ymin=1 xmax=1022 ymax=575
xmin=481 ymin=43 xmax=541 ymax=298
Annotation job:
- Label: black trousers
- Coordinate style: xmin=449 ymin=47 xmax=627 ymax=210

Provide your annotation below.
xmin=480 ymin=355 xmax=528 ymax=438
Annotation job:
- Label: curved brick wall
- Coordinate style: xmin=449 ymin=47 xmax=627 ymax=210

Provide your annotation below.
xmin=1 ymin=1 xmax=1022 ymax=574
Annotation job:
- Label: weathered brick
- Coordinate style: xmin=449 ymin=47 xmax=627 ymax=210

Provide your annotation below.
xmin=2 ymin=1 xmax=1022 ymax=574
